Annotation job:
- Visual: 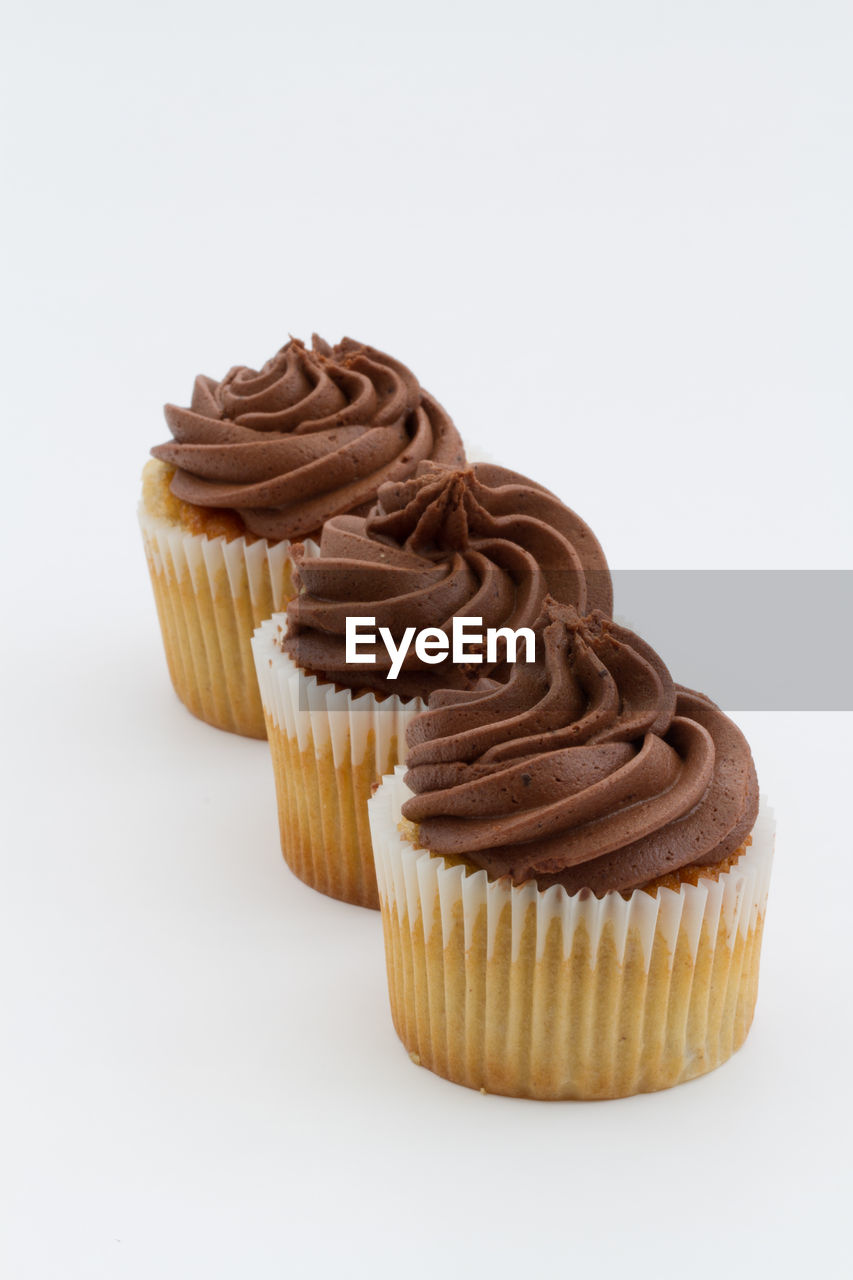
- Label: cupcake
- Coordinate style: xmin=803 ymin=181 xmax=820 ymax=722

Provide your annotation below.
xmin=368 ymin=599 xmax=773 ymax=1099
xmin=140 ymin=335 xmax=465 ymax=738
xmin=252 ymin=462 xmax=613 ymax=907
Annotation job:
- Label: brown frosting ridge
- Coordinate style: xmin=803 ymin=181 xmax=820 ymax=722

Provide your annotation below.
xmin=151 ymin=335 xmax=465 ymax=541
xmin=402 ymin=599 xmax=759 ymax=894
xmin=281 ymin=463 xmax=613 ymax=700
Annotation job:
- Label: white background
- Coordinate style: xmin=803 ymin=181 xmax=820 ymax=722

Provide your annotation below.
xmin=3 ymin=2 xmax=852 ymax=1277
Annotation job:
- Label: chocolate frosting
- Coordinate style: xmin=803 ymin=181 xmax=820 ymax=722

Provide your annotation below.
xmin=402 ymin=599 xmax=758 ymax=893
xmin=151 ymin=336 xmax=465 ymax=540
xmin=282 ymin=463 xmax=613 ymax=700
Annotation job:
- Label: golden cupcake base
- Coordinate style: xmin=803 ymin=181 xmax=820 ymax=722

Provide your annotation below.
xmin=139 ymin=460 xmax=301 ymax=739
xmin=369 ymin=768 xmax=774 ymax=1101
xmin=252 ymin=623 xmax=424 ymax=907
xmin=264 ymin=729 xmax=396 ymax=908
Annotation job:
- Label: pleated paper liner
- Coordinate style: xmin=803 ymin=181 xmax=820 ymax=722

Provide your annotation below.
xmin=252 ymin=624 xmax=425 ymax=908
xmin=369 ymin=767 xmax=775 ymax=1100
xmin=139 ymin=503 xmax=318 ymax=739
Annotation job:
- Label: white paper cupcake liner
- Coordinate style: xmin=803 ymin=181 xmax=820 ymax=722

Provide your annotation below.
xmin=139 ymin=504 xmax=317 ymax=739
xmin=369 ymin=767 xmax=775 ymax=1099
xmin=462 ymin=439 xmax=497 ymax=467
xmin=251 ymin=623 xmax=425 ymax=907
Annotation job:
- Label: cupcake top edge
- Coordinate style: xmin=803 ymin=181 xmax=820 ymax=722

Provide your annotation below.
xmin=279 ymin=463 xmax=613 ymax=701
xmin=401 ymin=597 xmax=759 ymax=895
xmin=150 ymin=334 xmax=466 ymax=542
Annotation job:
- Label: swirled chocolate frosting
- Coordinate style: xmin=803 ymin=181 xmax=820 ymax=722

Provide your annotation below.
xmin=402 ymin=599 xmax=758 ymax=893
xmin=151 ymin=336 xmax=465 ymax=540
xmin=282 ymin=463 xmax=613 ymax=700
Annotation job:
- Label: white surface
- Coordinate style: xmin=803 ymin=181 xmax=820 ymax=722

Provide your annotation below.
xmin=3 ymin=3 xmax=852 ymax=1277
